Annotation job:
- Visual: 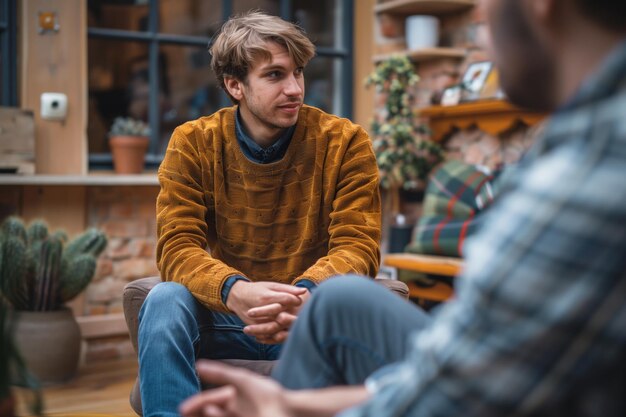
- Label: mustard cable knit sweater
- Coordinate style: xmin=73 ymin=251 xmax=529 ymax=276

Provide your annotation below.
xmin=156 ymin=105 xmax=381 ymax=312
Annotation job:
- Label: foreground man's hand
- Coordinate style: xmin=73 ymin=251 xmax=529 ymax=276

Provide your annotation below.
xmin=180 ymin=360 xmax=371 ymax=417
xmin=179 ymin=360 xmax=290 ymax=417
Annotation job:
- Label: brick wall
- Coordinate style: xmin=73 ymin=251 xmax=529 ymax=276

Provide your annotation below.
xmin=83 ymin=185 xmax=159 ymax=361
xmin=444 ymin=123 xmax=540 ymax=170
xmin=86 ymin=186 xmax=159 ymax=316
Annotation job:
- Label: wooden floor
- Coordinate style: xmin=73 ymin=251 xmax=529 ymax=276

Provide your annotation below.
xmin=14 ymin=357 xmax=138 ymax=416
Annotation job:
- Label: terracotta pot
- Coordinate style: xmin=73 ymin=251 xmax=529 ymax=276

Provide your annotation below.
xmin=109 ymin=135 xmax=149 ymax=174
xmin=12 ymin=308 xmax=81 ymax=385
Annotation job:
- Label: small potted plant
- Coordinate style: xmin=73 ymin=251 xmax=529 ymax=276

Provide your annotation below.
xmin=0 ymin=216 xmax=107 ymax=385
xmin=109 ymin=116 xmax=151 ymax=174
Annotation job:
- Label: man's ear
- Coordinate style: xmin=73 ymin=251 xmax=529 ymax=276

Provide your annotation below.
xmin=527 ymin=0 xmax=556 ymax=23
xmin=223 ymin=76 xmax=244 ymax=101
xmin=525 ymin=0 xmax=564 ymax=41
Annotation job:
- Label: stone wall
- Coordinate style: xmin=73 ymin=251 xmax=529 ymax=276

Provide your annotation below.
xmin=444 ymin=123 xmax=540 ymax=170
xmin=86 ymin=186 xmax=159 ymax=316
xmin=83 ymin=185 xmax=159 ymax=361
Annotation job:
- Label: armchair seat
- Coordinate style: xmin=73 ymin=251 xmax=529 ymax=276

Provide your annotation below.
xmin=123 ymin=276 xmax=409 ymax=415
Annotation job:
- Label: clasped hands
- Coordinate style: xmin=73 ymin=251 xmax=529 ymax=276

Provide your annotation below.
xmin=226 ymin=280 xmax=310 ymax=344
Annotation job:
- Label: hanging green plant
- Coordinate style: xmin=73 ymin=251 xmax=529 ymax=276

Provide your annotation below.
xmin=365 ymin=55 xmax=444 ymax=190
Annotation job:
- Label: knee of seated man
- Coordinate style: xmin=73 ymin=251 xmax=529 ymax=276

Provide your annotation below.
xmin=312 ymin=274 xmax=378 ymax=314
xmin=140 ymin=281 xmax=195 ymax=318
xmin=146 ymin=281 xmax=191 ymax=302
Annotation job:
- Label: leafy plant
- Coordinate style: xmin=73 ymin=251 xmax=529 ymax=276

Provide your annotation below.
xmin=109 ymin=117 xmax=150 ymax=137
xmin=365 ymin=55 xmax=444 ymax=191
xmin=0 ymin=299 xmax=43 ymax=415
xmin=0 ymin=217 xmax=107 ymax=311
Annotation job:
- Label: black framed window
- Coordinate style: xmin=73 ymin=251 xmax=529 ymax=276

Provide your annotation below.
xmin=0 ymin=0 xmax=17 ymax=106
xmin=87 ymin=0 xmax=353 ymax=170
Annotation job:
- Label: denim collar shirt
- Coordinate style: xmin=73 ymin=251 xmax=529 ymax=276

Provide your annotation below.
xmin=220 ymin=109 xmax=313 ymax=305
xmin=342 ymin=40 xmax=626 ymax=417
xmin=235 ymin=107 xmax=295 ymax=164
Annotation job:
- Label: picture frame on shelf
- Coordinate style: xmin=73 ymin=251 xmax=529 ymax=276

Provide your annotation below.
xmin=476 ymin=67 xmax=501 ymax=100
xmin=460 ymin=61 xmax=493 ymax=101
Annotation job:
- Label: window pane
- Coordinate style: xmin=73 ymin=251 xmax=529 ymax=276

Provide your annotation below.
xmin=88 ymin=1 xmax=149 ymax=32
xmin=0 ymin=52 xmax=4 ymax=103
xmin=160 ymin=0 xmax=222 ymax=38
xmin=293 ymin=0 xmax=339 ymax=48
xmin=304 ymin=56 xmax=339 ymax=114
xmin=158 ymin=44 xmax=225 ymax=153
xmin=88 ymin=39 xmax=149 ymax=153
xmin=233 ymin=0 xmax=279 ymax=17
xmin=1 ymin=1 xmax=5 ymax=104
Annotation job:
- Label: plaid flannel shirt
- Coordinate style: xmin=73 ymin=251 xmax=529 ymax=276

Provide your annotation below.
xmin=341 ymin=40 xmax=626 ymax=417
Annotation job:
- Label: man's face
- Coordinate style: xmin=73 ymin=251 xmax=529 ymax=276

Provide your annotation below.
xmin=234 ymin=42 xmax=305 ymax=142
xmin=482 ymin=0 xmax=556 ymax=110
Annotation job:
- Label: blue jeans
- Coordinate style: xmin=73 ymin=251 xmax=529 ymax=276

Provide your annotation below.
xmin=272 ymin=275 xmax=432 ymax=389
xmin=137 ymin=282 xmax=281 ymax=417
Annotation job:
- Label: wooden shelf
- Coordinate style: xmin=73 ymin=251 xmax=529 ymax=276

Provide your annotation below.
xmin=407 ymin=281 xmax=454 ymax=301
xmin=417 ymin=99 xmax=547 ymax=142
xmin=0 ymin=173 xmax=159 ymax=186
xmin=384 ymin=253 xmax=460 ymax=301
xmin=375 ymin=0 xmax=475 ymax=16
xmin=384 ymin=253 xmax=463 ymax=276
xmin=373 ymin=46 xmax=466 ymax=63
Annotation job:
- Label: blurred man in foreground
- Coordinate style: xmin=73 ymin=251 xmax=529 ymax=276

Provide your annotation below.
xmin=181 ymin=0 xmax=626 ymax=416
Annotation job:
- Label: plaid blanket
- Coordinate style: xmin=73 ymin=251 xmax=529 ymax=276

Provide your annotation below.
xmin=406 ymin=160 xmax=499 ymax=257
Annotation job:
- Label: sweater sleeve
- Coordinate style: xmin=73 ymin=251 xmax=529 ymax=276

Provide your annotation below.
xmin=293 ymin=126 xmax=381 ymax=285
xmin=156 ymin=125 xmax=244 ymax=312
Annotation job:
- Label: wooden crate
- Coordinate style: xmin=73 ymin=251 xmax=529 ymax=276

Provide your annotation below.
xmin=0 ymin=107 xmax=35 ymax=174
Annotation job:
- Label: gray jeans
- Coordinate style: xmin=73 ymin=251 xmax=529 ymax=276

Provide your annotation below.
xmin=272 ymin=274 xmax=432 ymax=389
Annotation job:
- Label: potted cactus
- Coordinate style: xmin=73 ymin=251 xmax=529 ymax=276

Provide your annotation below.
xmin=1 ymin=299 xmax=43 ymax=416
xmin=109 ymin=116 xmax=151 ymax=174
xmin=0 ymin=216 xmax=107 ymax=384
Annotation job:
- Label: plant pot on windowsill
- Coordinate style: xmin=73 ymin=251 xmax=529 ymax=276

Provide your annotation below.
xmin=109 ymin=117 xmax=150 ymax=174
xmin=110 ymin=135 xmax=149 ymax=174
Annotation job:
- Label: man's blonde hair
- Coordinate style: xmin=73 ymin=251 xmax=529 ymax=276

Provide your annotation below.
xmin=210 ymin=11 xmax=316 ymax=103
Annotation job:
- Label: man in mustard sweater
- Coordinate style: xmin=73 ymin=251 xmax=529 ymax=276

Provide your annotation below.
xmin=137 ymin=11 xmax=382 ymax=417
